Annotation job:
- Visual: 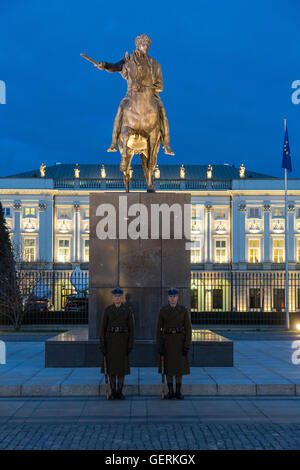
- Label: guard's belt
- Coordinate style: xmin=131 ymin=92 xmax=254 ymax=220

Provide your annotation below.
xmin=163 ymin=327 xmax=185 ymax=334
xmin=107 ymin=326 xmax=128 ymax=333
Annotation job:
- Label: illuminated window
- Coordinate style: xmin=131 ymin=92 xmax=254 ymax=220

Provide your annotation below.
xmin=215 ymin=240 xmax=226 ymax=263
xmin=24 ymin=239 xmax=35 ymax=262
xmin=273 ymin=207 xmax=284 ymax=218
xmin=2 ymin=207 xmax=11 ymax=218
xmin=249 ymin=239 xmax=260 ymax=263
xmin=191 ymin=249 xmax=201 ymax=264
xmin=58 ymin=239 xmax=70 ymax=263
xmin=191 ymin=205 xmax=201 ymax=233
xmin=84 ymin=239 xmax=89 ymax=262
xmin=212 ymin=289 xmax=223 ymax=310
xmin=215 ymin=210 xmax=226 ymax=219
xmin=191 ymin=235 xmax=201 ymax=263
xmin=249 ymin=288 xmax=261 ymax=309
xmin=191 ymin=205 xmax=200 ymax=218
xmin=248 ymin=207 xmax=261 ymax=219
xmin=297 ymin=240 xmax=300 ymax=263
xmin=273 ymin=288 xmax=285 ymax=312
xmin=191 ymin=220 xmax=201 ymax=232
xmin=58 ymin=208 xmax=71 ymax=219
xmin=24 ymin=207 xmax=36 ymax=218
xmin=273 ymin=239 xmax=284 ymax=263
xmin=84 ymin=209 xmax=90 ymax=219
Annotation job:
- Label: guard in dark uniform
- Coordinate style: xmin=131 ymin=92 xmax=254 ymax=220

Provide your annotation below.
xmin=99 ymin=288 xmax=135 ymax=400
xmin=156 ymin=288 xmax=192 ymax=399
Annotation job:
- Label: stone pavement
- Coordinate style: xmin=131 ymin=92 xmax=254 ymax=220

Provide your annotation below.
xmin=1 ymin=339 xmax=300 ymax=396
xmin=2 ymin=337 xmax=300 ymax=449
xmin=1 ymin=396 xmax=300 ymax=449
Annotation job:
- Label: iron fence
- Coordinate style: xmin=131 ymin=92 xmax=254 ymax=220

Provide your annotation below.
xmin=0 ymin=270 xmax=89 ymax=325
xmin=1 ymin=270 xmax=300 ymax=327
xmin=191 ymin=271 xmax=300 ymax=325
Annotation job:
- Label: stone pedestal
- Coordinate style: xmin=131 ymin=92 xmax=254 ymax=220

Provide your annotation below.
xmin=88 ymin=192 xmax=191 ymax=340
xmin=45 ymin=191 xmax=234 ymax=368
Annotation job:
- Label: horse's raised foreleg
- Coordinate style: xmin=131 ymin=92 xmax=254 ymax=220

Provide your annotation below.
xmin=119 ymin=127 xmax=132 ymax=192
xmin=119 ymin=127 xmax=131 ymax=173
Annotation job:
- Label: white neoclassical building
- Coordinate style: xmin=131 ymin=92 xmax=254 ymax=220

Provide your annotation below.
xmin=1 ymin=162 xmax=300 ymax=321
xmin=1 ymin=162 xmax=299 ymax=269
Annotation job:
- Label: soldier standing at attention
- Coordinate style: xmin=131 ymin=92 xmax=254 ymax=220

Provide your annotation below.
xmin=156 ymin=288 xmax=192 ymax=399
xmin=99 ymin=288 xmax=135 ymax=400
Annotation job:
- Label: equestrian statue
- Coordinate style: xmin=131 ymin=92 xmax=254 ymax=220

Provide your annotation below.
xmin=81 ymin=34 xmax=174 ymax=192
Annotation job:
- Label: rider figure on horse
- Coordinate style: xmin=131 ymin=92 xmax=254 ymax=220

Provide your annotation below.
xmin=96 ymin=34 xmax=175 ymax=159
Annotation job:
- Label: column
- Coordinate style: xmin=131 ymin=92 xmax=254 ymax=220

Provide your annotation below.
xmin=74 ymin=202 xmax=80 ymax=263
xmin=288 ymin=204 xmax=295 ymax=262
xmin=204 ymin=204 xmax=212 ymax=263
xmin=263 ymin=203 xmax=271 ymax=262
xmin=38 ymin=202 xmax=47 ymax=263
xmin=232 ymin=200 xmax=240 ymax=264
xmin=13 ymin=201 xmax=21 ymax=261
xmin=238 ymin=203 xmax=246 ymax=263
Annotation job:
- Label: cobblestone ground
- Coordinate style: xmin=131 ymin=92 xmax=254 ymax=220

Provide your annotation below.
xmin=1 ymin=422 xmax=300 ymax=450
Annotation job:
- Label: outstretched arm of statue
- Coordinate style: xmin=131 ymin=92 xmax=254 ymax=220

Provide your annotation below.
xmin=99 ymin=58 xmax=125 ymax=73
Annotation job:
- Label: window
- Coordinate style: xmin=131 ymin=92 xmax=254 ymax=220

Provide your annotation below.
xmin=248 ymin=207 xmax=261 ymax=218
xmin=84 ymin=208 xmax=90 ymax=219
xmin=23 ymin=239 xmax=35 ymax=262
xmin=2 ymin=207 xmax=11 ymax=218
xmin=58 ymin=208 xmax=71 ymax=219
xmin=273 ymin=239 xmax=284 ymax=263
xmin=249 ymin=239 xmax=260 ymax=263
xmin=212 ymin=289 xmax=223 ymax=310
xmin=191 ymin=205 xmax=200 ymax=219
xmin=191 ymin=220 xmax=201 ymax=232
xmin=191 ymin=248 xmax=201 ymax=264
xmin=215 ymin=209 xmax=226 ymax=219
xmin=273 ymin=207 xmax=284 ymax=218
xmin=58 ymin=239 xmax=70 ymax=263
xmin=273 ymin=288 xmax=285 ymax=312
xmin=298 ymin=240 xmax=300 ymax=263
xmin=215 ymin=240 xmax=226 ymax=263
xmin=84 ymin=239 xmax=89 ymax=262
xmin=249 ymin=288 xmax=261 ymax=309
xmin=191 ymin=235 xmax=201 ymax=263
xmin=24 ymin=207 xmax=36 ymax=218
xmin=191 ymin=287 xmax=198 ymax=312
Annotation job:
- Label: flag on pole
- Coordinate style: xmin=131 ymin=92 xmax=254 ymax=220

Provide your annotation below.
xmin=282 ymin=125 xmax=292 ymax=172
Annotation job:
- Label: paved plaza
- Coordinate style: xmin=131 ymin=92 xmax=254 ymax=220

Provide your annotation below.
xmin=1 ymin=396 xmax=300 ymax=449
xmin=1 ymin=332 xmax=300 ymax=449
xmin=1 ymin=335 xmax=300 ymax=396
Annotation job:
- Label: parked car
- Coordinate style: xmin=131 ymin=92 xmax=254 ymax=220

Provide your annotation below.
xmin=25 ymin=297 xmax=53 ymax=313
xmin=64 ymin=294 xmax=88 ymax=313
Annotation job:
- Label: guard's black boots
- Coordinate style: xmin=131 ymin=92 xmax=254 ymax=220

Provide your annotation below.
xmin=116 ymin=386 xmax=125 ymax=400
xmin=175 ymin=383 xmax=184 ymax=400
xmin=165 ymin=382 xmax=174 ymax=399
xmin=109 ymin=388 xmax=117 ymax=400
xmin=116 ymin=389 xmax=125 ymax=400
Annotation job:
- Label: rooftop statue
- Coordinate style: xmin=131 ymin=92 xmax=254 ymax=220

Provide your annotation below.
xmin=81 ymin=34 xmax=174 ymax=192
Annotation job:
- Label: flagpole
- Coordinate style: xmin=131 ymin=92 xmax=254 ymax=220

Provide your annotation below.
xmin=284 ymin=118 xmax=289 ymax=329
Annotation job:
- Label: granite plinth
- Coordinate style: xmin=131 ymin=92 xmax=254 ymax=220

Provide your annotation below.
xmin=88 ymin=192 xmax=191 ymax=340
xmin=45 ymin=328 xmax=233 ymax=368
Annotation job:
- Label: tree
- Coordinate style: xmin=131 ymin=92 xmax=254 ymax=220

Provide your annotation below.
xmin=0 ymin=202 xmax=25 ymax=330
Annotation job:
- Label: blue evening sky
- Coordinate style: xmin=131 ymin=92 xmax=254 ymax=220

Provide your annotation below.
xmin=0 ymin=0 xmax=299 ymax=178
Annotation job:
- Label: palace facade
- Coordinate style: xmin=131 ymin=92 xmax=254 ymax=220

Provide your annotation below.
xmin=1 ymin=162 xmax=300 ymax=323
